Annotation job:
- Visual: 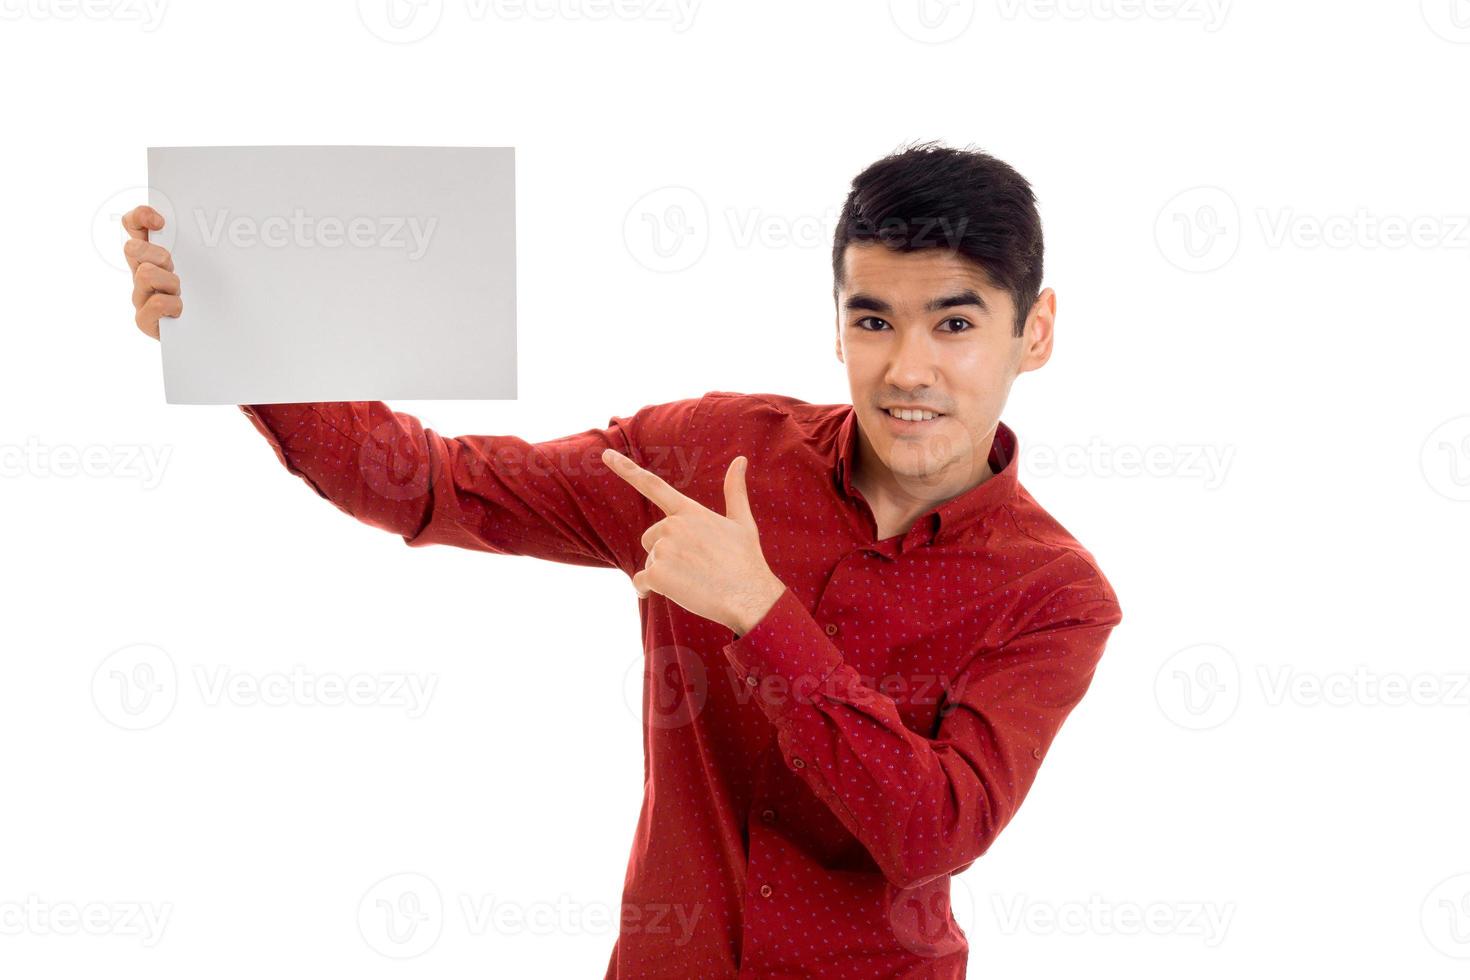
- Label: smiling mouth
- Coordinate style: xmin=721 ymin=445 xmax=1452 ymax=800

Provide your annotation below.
xmin=883 ymin=407 xmax=945 ymax=423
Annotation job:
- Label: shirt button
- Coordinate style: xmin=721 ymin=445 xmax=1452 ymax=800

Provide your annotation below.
xmin=1032 ymin=747 xmax=1042 ymax=759
xmin=791 ymin=757 xmax=805 ymax=769
xmin=759 ymin=884 xmax=773 ymax=898
xmin=745 ymin=674 xmax=758 ymax=686
xmin=761 ymin=808 xmax=776 ymax=823
xmin=824 ymin=623 xmax=838 ymax=636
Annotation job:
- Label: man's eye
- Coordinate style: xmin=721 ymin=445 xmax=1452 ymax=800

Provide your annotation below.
xmin=855 ymin=316 xmax=971 ymax=332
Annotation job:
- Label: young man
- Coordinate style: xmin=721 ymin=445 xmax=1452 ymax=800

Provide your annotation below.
xmin=122 ymin=141 xmax=1122 ymax=979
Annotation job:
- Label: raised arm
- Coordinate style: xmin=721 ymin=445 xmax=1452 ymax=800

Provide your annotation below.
xmin=238 ymin=398 xmax=704 ymax=574
xmin=119 ymin=204 xmax=703 ymax=575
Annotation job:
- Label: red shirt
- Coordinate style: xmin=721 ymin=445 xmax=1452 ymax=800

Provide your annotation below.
xmin=239 ymin=391 xmax=1122 ymax=978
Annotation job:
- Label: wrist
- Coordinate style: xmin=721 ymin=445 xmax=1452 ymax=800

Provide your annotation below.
xmin=731 ymin=576 xmax=785 ymax=636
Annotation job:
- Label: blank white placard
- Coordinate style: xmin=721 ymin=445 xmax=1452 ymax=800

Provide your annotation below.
xmin=147 ymin=145 xmax=516 ymax=404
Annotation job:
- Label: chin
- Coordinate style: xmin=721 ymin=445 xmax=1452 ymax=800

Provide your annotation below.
xmin=884 ymin=443 xmax=949 ymax=472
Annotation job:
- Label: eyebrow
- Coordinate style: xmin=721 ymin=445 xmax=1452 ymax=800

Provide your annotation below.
xmin=845 ymin=289 xmax=989 ymax=315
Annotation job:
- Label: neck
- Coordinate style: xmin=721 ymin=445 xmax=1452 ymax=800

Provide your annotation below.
xmin=850 ymin=424 xmax=997 ymax=537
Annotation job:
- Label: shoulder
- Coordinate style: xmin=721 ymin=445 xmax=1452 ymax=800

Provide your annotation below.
xmin=998 ymin=488 xmax=1123 ymax=621
xmin=614 ymin=390 xmax=834 ymax=429
xmin=605 ymin=392 xmax=706 ymax=440
xmin=698 ymin=389 xmax=841 ymax=417
xmin=694 ymin=390 xmax=848 ymax=435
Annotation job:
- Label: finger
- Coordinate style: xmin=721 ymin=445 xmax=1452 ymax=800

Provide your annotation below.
xmin=123 ymin=237 xmax=174 ymax=275
xmin=723 ymin=456 xmax=754 ymax=526
xmin=632 ymin=568 xmax=653 ymax=599
xmin=601 ymin=448 xmax=692 ymax=516
xmin=634 ymin=538 xmax=664 ymax=598
xmin=132 ymin=262 xmax=180 ymax=309
xmin=135 ymin=292 xmax=183 ymax=339
xmin=639 ymin=516 xmax=674 ymax=554
xmin=121 ymin=205 xmax=164 ymax=242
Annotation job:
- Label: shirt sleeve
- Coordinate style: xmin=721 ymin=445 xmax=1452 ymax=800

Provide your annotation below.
xmin=721 ymin=562 xmax=1122 ymax=890
xmin=237 ymin=397 xmax=705 ymax=576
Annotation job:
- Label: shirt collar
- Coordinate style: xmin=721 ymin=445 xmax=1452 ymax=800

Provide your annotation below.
xmin=831 ymin=404 xmax=1019 ymax=546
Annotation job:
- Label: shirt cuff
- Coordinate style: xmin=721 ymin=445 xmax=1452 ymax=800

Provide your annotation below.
xmin=721 ymin=586 xmax=845 ymax=725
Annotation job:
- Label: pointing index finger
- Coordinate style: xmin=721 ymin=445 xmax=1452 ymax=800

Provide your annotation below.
xmin=601 ymin=447 xmax=691 ymax=515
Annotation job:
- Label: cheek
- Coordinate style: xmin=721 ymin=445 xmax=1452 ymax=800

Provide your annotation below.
xmin=950 ymin=349 xmax=1011 ymax=391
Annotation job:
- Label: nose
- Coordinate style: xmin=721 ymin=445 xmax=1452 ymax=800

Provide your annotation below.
xmin=883 ymin=323 xmax=939 ymax=391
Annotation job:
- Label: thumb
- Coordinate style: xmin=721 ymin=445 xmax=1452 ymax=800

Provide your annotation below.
xmin=723 ymin=456 xmax=754 ymax=526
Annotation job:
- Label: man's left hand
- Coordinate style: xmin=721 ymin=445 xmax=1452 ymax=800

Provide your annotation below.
xmin=602 ymin=448 xmax=785 ymax=635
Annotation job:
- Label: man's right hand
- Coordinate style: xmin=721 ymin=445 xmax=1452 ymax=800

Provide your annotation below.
xmin=121 ymin=205 xmax=180 ymax=340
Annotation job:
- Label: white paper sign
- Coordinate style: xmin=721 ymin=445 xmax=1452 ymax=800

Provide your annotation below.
xmin=147 ymin=145 xmax=516 ymax=404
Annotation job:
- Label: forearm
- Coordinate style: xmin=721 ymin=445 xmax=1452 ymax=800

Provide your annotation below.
xmin=239 ymin=394 xmax=710 ymax=571
xmin=723 ymin=585 xmax=1122 ymax=889
xmin=728 ymin=574 xmax=788 ymax=636
xmin=239 ymin=402 xmax=433 ymax=539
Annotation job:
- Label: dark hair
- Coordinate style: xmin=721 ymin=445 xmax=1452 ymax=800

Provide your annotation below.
xmin=832 ymin=140 xmax=1043 ymax=337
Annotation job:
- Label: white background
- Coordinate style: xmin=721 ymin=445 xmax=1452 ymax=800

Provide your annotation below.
xmin=3 ymin=1 xmax=1470 ymax=977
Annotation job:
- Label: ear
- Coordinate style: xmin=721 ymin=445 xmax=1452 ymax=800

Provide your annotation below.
xmin=1017 ymin=287 xmax=1056 ymax=374
xmin=833 ymin=304 xmax=844 ymax=364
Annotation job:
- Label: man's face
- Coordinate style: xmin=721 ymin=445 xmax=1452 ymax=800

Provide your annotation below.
xmin=834 ymin=243 xmax=1053 ymax=503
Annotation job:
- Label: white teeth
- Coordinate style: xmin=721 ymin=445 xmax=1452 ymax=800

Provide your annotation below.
xmin=886 ymin=408 xmax=940 ymax=422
